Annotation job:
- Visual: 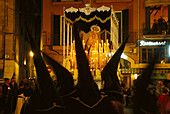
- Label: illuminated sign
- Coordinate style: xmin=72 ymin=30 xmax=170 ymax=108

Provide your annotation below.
xmin=139 ymin=40 xmax=166 ymax=46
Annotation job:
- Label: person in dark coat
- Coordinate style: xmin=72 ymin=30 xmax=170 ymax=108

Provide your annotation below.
xmin=9 ymin=76 xmax=18 ymax=113
xmin=18 ymin=78 xmax=27 ymax=95
xmin=0 ymin=84 xmax=3 ymax=112
xmin=2 ymin=78 xmax=11 ymax=114
xmin=151 ymin=19 xmax=158 ymax=34
xmin=23 ymin=82 xmax=33 ymax=97
xmin=158 ymin=16 xmax=166 ymax=34
xmin=124 ymin=87 xmax=131 ymax=106
xmin=19 ymin=78 xmax=33 ymax=97
xmin=162 ymin=19 xmax=168 ymax=33
xmin=158 ymin=16 xmax=165 ymax=23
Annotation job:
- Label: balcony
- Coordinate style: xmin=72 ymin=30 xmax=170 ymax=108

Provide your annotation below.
xmin=142 ymin=20 xmax=170 ymax=39
xmin=142 ymin=28 xmax=170 ymax=39
xmin=143 ymin=34 xmax=170 ymax=39
xmin=53 ymin=0 xmax=82 ymax=1
xmin=145 ymin=0 xmax=170 ymax=7
xmin=52 ymin=0 xmax=82 ymax=3
xmin=96 ymin=0 xmax=132 ymax=3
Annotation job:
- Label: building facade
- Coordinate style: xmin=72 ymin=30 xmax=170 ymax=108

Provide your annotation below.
xmin=0 ymin=0 xmax=19 ymax=82
xmin=42 ymin=0 xmax=170 ymax=88
xmin=1 ymin=0 xmax=170 ymax=87
xmin=0 ymin=0 xmax=42 ymax=83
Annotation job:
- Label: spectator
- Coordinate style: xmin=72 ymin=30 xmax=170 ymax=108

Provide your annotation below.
xmin=162 ymin=19 xmax=168 ymax=34
xmin=158 ymin=16 xmax=166 ymax=34
xmin=9 ymin=76 xmax=18 ymax=113
xmin=125 ymin=87 xmax=132 ymax=106
xmin=151 ymin=19 xmax=158 ymax=34
xmin=2 ymin=78 xmax=11 ymax=114
xmin=23 ymin=82 xmax=33 ymax=97
xmin=156 ymin=81 xmax=164 ymax=96
xmin=157 ymin=88 xmax=170 ymax=114
xmin=0 ymin=83 xmax=3 ymax=112
xmin=120 ymin=81 xmax=125 ymax=88
xmin=18 ymin=78 xmax=27 ymax=95
xmin=20 ymin=77 xmax=34 ymax=98
xmin=158 ymin=16 xmax=165 ymax=23
xmin=29 ymin=77 xmax=35 ymax=91
xmin=167 ymin=20 xmax=170 ymax=34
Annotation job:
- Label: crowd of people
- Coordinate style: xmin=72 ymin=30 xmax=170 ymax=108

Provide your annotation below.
xmin=120 ymin=79 xmax=170 ymax=113
xmin=149 ymin=80 xmax=170 ymax=114
xmin=0 ymin=76 xmax=35 ymax=114
xmin=0 ymin=75 xmax=170 ymax=114
xmin=0 ymin=76 xmax=170 ymax=114
xmin=121 ymin=85 xmax=134 ymax=107
xmin=150 ymin=16 xmax=169 ymax=34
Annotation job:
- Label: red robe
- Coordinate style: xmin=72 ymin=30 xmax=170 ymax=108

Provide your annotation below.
xmin=157 ymin=94 xmax=170 ymax=114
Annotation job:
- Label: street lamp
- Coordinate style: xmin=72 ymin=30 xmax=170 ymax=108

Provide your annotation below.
xmin=24 ymin=59 xmax=26 ymax=65
xmin=30 ymin=51 xmax=34 ymax=57
xmin=134 ymin=74 xmax=138 ymax=79
xmin=29 ymin=51 xmax=34 ymax=78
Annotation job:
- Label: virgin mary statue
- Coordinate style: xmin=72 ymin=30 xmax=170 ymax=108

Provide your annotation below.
xmin=80 ymin=25 xmax=101 ymax=54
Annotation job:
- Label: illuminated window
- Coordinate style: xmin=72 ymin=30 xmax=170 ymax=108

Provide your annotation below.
xmin=140 ymin=47 xmax=166 ymax=63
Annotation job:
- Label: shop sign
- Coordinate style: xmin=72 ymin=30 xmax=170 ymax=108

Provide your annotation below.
xmin=139 ymin=40 xmax=166 ymax=46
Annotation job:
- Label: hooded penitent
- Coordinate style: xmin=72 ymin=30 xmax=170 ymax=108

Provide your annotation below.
xmin=134 ymin=52 xmax=159 ymax=114
xmin=101 ymin=36 xmax=128 ymax=103
xmin=22 ymin=23 xmax=124 ymax=114
xmin=21 ymin=23 xmax=68 ymax=114
xmin=37 ymin=24 xmax=124 ymax=114
xmin=73 ymin=24 xmax=101 ymax=106
xmin=67 ymin=24 xmax=122 ymax=114
xmin=42 ymin=53 xmax=76 ymax=97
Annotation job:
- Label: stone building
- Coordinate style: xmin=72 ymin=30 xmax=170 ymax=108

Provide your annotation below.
xmin=0 ymin=0 xmax=42 ymax=83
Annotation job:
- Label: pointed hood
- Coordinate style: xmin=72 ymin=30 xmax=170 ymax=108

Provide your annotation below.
xmin=134 ymin=51 xmax=159 ymax=113
xmin=135 ymin=53 xmax=158 ymax=91
xmin=25 ymin=24 xmax=63 ymax=105
xmin=101 ymin=37 xmax=128 ymax=102
xmin=43 ymin=52 xmax=75 ymax=96
xmin=73 ymin=24 xmax=101 ymax=106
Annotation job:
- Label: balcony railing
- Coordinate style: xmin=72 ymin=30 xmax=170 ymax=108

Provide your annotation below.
xmin=143 ymin=21 xmax=170 ymax=35
xmin=52 ymin=0 xmax=82 ymax=2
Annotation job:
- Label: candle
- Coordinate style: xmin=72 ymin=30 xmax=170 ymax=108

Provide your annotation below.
xmin=72 ymin=59 xmax=73 ymax=69
xmin=99 ymin=44 xmax=101 ymax=53
xmin=82 ymin=40 xmax=85 ymax=49
xmin=101 ymin=40 xmax=103 ymax=53
xmin=107 ymin=43 xmax=109 ymax=61
xmin=71 ymin=42 xmax=73 ymax=60
xmin=104 ymin=43 xmax=106 ymax=53
xmin=97 ymin=40 xmax=98 ymax=52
